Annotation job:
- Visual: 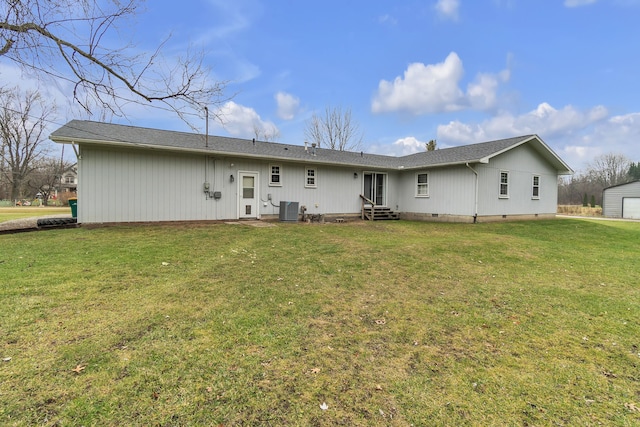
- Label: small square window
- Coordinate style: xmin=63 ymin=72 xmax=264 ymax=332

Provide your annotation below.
xmin=416 ymin=173 xmax=429 ymax=197
xmin=305 ymin=168 xmax=317 ymax=188
xmin=269 ymin=165 xmax=282 ymax=186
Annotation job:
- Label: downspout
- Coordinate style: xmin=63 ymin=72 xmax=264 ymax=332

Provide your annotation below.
xmin=466 ymin=163 xmax=478 ymax=223
xmin=203 ymin=107 xmax=212 ymax=200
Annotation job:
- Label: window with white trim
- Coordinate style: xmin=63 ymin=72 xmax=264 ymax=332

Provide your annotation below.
xmin=416 ymin=173 xmax=429 ymax=197
xmin=532 ymin=175 xmax=540 ymax=199
xmin=305 ymin=167 xmax=317 ymax=188
xmin=269 ymin=165 xmax=282 ymax=186
xmin=499 ymin=171 xmax=509 ymax=198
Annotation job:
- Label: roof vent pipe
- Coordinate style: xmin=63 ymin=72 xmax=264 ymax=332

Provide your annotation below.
xmin=252 ymin=138 xmax=255 ymax=146
xmin=304 ymin=141 xmax=308 ymax=152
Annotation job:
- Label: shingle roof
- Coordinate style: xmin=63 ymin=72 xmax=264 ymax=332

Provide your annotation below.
xmin=50 ymin=120 xmax=573 ymax=173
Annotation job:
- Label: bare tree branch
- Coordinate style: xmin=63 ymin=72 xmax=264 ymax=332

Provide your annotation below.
xmin=0 ymin=1 xmax=228 ymax=124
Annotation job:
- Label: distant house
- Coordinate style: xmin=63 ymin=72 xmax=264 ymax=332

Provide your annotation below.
xmin=50 ymin=120 xmax=573 ymax=224
xmin=602 ymin=180 xmax=640 ymax=219
xmin=59 ymin=164 xmax=78 ymax=194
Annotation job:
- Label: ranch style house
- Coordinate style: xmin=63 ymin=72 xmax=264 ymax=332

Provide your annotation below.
xmin=50 ymin=120 xmax=573 ymax=224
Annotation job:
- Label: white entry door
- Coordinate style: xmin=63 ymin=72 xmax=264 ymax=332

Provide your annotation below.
xmin=239 ymin=171 xmax=259 ymax=219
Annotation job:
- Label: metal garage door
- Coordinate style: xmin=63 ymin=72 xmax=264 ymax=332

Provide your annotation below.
xmin=623 ymin=198 xmax=640 ymax=219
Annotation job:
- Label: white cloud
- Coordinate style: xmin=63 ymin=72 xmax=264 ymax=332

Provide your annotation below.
xmin=573 ymin=112 xmax=640 ymax=163
xmin=275 ymin=92 xmax=300 ymax=120
xmin=563 ymin=145 xmax=600 ymax=165
xmin=436 ymin=102 xmax=609 ymax=145
xmin=433 ymin=102 xmax=636 ymax=170
xmin=371 ymin=52 xmax=510 ymax=115
xmin=467 ymin=69 xmax=510 ymax=111
xmin=393 ymin=137 xmax=428 ymax=155
xmin=564 ymin=0 xmax=597 ymax=7
xmin=369 ymin=136 xmax=446 ymax=157
xmin=213 ymin=101 xmax=278 ymax=139
xmin=435 ymin=0 xmax=460 ymax=20
xmin=372 ymin=52 xmax=465 ymax=114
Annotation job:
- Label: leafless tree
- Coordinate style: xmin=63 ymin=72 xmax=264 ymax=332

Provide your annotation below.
xmin=0 ymin=87 xmax=55 ymax=200
xmin=252 ymin=122 xmax=280 ymax=142
xmin=26 ymin=157 xmax=74 ymax=205
xmin=0 ymin=0 xmax=227 ymax=123
xmin=558 ymin=174 xmax=592 ymax=205
xmin=558 ymin=153 xmax=633 ymax=206
xmin=586 ymin=153 xmax=631 ymax=188
xmin=304 ymin=106 xmax=363 ymax=151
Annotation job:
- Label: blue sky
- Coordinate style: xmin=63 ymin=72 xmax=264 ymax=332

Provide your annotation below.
xmin=4 ymin=0 xmax=640 ymax=171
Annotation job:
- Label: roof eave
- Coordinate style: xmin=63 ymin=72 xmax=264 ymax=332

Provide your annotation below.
xmin=50 ymin=136 xmax=216 ymax=157
xmin=49 ymin=135 xmax=394 ymax=169
xmin=480 ymin=134 xmax=573 ymax=174
xmin=399 ymin=158 xmax=489 ymax=171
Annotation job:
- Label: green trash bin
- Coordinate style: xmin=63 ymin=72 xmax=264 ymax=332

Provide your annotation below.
xmin=68 ymin=197 xmax=78 ymax=219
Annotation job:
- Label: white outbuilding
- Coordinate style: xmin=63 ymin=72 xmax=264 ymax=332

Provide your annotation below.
xmin=602 ymin=180 xmax=640 ymax=219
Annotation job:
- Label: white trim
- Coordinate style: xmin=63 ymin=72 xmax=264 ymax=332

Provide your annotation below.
xmin=269 ymin=164 xmax=282 ymax=187
xmin=305 ymin=166 xmax=317 ymax=188
xmin=238 ymin=171 xmax=260 ymax=219
xmin=499 ymin=170 xmax=509 ymax=199
xmin=363 ymin=171 xmax=388 ymax=206
xmin=415 ymin=172 xmax=429 ymax=197
xmin=532 ymin=174 xmax=540 ymax=200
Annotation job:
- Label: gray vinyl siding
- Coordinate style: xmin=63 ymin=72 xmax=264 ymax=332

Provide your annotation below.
xmin=602 ymin=181 xmax=640 ymax=218
xmin=233 ymin=161 xmax=368 ymax=217
xmin=78 ymin=146 xmax=228 ymax=223
xmin=398 ymin=166 xmax=476 ymax=216
xmin=476 ymin=144 xmax=558 ymax=216
xmin=77 ymin=146 xmax=375 ymax=223
xmin=75 ymin=134 xmax=562 ymax=223
xmin=395 ymin=144 xmax=559 ymax=218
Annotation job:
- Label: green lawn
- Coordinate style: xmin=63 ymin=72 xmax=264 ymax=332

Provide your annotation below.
xmin=1 ymin=219 xmax=639 ymax=426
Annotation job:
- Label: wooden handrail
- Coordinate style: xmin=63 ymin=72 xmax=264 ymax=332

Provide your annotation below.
xmin=359 ymin=194 xmax=374 ymax=220
xmin=359 ymin=194 xmax=374 ymax=205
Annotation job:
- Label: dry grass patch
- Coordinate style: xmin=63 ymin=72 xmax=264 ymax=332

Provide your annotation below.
xmin=558 ymin=204 xmax=603 ymax=216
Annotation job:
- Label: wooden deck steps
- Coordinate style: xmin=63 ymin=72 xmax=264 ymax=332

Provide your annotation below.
xmin=359 ymin=195 xmax=399 ymax=221
xmin=364 ymin=206 xmax=400 ymax=221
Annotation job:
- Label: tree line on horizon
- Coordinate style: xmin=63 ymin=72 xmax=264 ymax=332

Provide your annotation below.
xmin=558 ymin=154 xmax=640 ymax=206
